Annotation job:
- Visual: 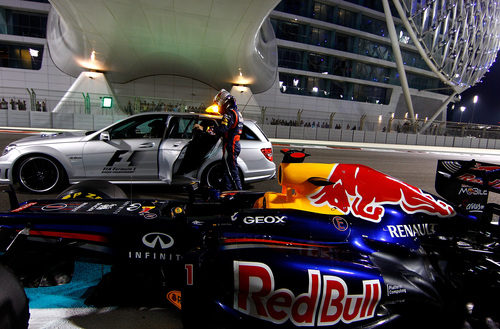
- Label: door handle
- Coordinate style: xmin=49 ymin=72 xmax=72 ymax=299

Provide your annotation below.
xmin=139 ymin=142 xmax=155 ymax=148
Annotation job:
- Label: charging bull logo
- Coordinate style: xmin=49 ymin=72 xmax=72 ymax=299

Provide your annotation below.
xmin=308 ymin=164 xmax=455 ymax=222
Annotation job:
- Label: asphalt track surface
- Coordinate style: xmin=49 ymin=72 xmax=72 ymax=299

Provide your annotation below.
xmin=0 ymin=130 xmax=499 ymax=328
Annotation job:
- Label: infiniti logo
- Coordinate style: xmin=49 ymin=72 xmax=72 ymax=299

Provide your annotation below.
xmin=142 ymin=232 xmax=174 ymax=249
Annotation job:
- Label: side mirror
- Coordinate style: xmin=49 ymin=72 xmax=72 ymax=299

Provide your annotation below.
xmin=99 ymin=131 xmax=110 ymax=141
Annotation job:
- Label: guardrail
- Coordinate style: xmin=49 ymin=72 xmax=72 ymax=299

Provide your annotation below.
xmin=0 ymin=109 xmax=497 ymax=150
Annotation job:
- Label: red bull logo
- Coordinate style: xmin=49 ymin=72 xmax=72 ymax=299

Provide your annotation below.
xmin=472 ymin=163 xmax=500 ymax=172
xmin=459 ymin=173 xmax=500 ymax=190
xmin=308 ymin=164 xmax=455 ymax=222
xmin=234 ymin=261 xmax=381 ymax=326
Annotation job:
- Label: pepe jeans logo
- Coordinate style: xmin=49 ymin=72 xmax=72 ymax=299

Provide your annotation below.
xmin=142 ymin=232 xmax=174 ymax=249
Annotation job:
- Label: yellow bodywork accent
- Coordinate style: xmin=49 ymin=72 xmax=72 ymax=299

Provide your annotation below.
xmin=254 ymin=162 xmax=345 ymax=215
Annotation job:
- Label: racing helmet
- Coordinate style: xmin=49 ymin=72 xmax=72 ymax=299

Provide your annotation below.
xmin=213 ymin=89 xmax=235 ymax=111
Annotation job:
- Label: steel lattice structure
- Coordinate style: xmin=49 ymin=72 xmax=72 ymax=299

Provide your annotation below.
xmin=395 ymin=0 xmax=500 ymax=93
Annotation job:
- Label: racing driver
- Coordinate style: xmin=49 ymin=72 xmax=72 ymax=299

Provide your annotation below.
xmin=211 ymin=89 xmax=244 ymax=190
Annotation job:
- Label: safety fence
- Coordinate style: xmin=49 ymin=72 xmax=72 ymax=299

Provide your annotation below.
xmin=0 ymin=109 xmax=126 ymax=131
xmin=2 ymin=86 xmax=500 ymax=139
xmin=0 ymin=106 xmax=498 ymax=150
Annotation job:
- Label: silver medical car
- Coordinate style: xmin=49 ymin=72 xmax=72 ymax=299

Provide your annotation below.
xmin=0 ymin=112 xmax=276 ymax=193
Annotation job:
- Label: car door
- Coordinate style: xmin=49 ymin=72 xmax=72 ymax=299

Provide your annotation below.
xmin=82 ymin=115 xmax=167 ymax=181
xmin=158 ymin=115 xmax=197 ymax=183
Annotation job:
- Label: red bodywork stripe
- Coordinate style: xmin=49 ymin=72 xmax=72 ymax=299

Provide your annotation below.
xmin=28 ymin=230 xmax=108 ymax=243
xmin=223 ymin=238 xmax=332 ymax=249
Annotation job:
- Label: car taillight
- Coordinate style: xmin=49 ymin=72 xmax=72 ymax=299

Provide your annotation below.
xmin=261 ymin=148 xmax=273 ymax=162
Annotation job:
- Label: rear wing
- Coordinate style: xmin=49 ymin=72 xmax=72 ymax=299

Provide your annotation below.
xmin=436 ymin=159 xmax=500 ymax=218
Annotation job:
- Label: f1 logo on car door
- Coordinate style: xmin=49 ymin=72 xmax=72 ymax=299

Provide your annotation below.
xmin=102 ymin=149 xmax=138 ymax=173
xmin=82 ymin=116 xmax=166 ymax=180
xmin=83 ymin=140 xmax=160 ymax=180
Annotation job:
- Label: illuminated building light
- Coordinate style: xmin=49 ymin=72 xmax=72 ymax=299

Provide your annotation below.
xmin=101 ymin=96 xmax=113 ymax=108
xmin=29 ymin=48 xmax=39 ymax=57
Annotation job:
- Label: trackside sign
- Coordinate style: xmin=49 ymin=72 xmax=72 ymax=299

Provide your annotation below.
xmin=234 ymin=261 xmax=381 ymax=326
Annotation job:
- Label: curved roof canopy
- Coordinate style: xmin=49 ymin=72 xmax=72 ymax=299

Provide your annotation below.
xmin=47 ymin=0 xmax=279 ymax=93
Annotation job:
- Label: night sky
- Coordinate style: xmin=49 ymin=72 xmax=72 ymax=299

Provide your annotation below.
xmin=447 ymin=51 xmax=500 ymax=125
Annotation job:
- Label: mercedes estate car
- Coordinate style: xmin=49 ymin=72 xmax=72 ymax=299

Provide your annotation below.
xmin=0 ymin=112 xmax=276 ymax=193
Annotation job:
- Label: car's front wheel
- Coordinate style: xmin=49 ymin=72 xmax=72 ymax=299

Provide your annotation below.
xmin=16 ymin=155 xmax=66 ymax=193
xmin=0 ymin=265 xmax=29 ymax=329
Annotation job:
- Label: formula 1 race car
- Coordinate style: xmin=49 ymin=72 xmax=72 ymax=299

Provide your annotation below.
xmin=0 ymin=150 xmax=499 ymax=329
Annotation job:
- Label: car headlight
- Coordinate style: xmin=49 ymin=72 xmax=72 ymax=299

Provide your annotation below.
xmin=2 ymin=144 xmax=17 ymax=156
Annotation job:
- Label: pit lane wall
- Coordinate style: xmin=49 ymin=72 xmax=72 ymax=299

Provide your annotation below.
xmin=0 ymin=110 xmax=498 ymax=149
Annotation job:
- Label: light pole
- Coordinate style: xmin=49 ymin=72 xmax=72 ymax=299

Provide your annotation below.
xmin=472 ymin=95 xmax=478 ymax=123
xmin=460 ymin=106 xmax=466 ymax=123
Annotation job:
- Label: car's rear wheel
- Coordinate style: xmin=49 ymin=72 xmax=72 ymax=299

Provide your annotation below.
xmin=16 ymin=155 xmax=66 ymax=193
xmin=0 ymin=265 xmax=29 ymax=329
xmin=202 ymin=162 xmax=245 ymax=191
xmin=202 ymin=162 xmax=225 ymax=190
xmin=57 ymin=180 xmax=127 ymax=199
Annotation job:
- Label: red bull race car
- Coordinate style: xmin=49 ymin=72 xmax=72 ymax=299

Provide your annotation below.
xmin=0 ymin=149 xmax=499 ymax=329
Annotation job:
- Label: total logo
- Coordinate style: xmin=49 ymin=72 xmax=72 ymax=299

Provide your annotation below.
xmin=234 ymin=261 xmax=381 ymax=326
xmin=243 ymin=215 xmax=287 ymax=224
xmin=142 ymin=232 xmax=174 ymax=249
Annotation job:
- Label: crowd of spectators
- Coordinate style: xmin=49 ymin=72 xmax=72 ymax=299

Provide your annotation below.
xmin=268 ymin=117 xmax=362 ymax=130
xmin=267 ymin=117 xmax=437 ymax=133
xmin=0 ymin=98 xmax=47 ymax=111
xmin=269 ymin=118 xmax=332 ymax=128
xmin=125 ymin=100 xmax=207 ymax=115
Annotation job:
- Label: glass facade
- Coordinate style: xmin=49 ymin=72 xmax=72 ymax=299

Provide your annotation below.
xmin=340 ymin=0 xmax=398 ymax=17
xmin=275 ymin=0 xmax=406 ymax=40
xmin=277 ymin=47 xmax=442 ymax=91
xmin=0 ymin=43 xmax=44 ymax=70
xmin=279 ymin=72 xmax=391 ymax=105
xmin=0 ymin=8 xmax=47 ymax=38
xmin=271 ymin=0 xmax=450 ymax=104
xmin=0 ymin=7 xmax=47 ymax=70
xmin=271 ymin=18 xmax=427 ymax=70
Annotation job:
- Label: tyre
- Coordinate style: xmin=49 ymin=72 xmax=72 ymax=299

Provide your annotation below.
xmin=16 ymin=155 xmax=66 ymax=193
xmin=0 ymin=265 xmax=29 ymax=329
xmin=57 ymin=180 xmax=127 ymax=200
xmin=202 ymin=162 xmax=225 ymax=190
